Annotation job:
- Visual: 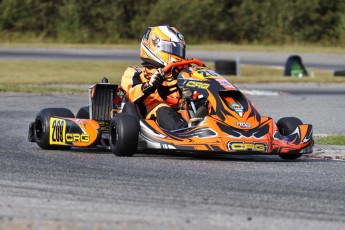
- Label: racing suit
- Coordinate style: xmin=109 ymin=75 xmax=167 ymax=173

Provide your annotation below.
xmin=121 ymin=65 xmax=187 ymax=130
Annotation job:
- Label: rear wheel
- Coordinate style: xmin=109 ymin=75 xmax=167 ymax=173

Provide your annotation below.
xmin=109 ymin=114 xmax=139 ymax=156
xmin=34 ymin=108 xmax=74 ymax=150
xmin=277 ymin=117 xmax=303 ymax=160
xmin=76 ymin=106 xmax=89 ymax=119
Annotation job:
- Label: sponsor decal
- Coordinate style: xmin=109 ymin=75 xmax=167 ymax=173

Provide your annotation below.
xmin=195 ymin=69 xmax=219 ymax=78
xmin=235 ymin=122 xmax=251 ymax=128
xmin=98 ymin=120 xmax=110 ymax=132
xmin=229 ymin=102 xmax=244 ymax=117
xmin=50 ymin=118 xmax=66 ymax=145
xmin=186 ymin=81 xmax=210 ymax=89
xmin=229 ymin=102 xmax=241 ymax=109
xmin=66 ymin=133 xmax=90 ymax=143
xmin=76 ymin=119 xmax=88 ymax=129
xmin=215 ymin=78 xmax=236 ymax=89
xmin=227 ymin=141 xmax=268 ymax=152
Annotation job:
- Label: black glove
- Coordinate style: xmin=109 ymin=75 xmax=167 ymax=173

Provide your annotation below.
xmin=142 ymin=82 xmax=156 ymax=95
xmin=142 ymin=68 xmax=165 ymax=95
xmin=149 ymin=68 xmax=165 ymax=87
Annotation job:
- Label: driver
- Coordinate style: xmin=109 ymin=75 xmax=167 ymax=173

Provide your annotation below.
xmin=121 ymin=25 xmax=188 ymax=130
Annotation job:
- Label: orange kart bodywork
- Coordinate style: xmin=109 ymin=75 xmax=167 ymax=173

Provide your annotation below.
xmin=125 ymin=58 xmax=313 ymax=157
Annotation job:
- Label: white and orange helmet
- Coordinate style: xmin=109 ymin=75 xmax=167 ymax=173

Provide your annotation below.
xmin=140 ymin=25 xmax=186 ymax=67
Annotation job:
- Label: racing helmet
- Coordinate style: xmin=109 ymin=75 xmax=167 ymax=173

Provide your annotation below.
xmin=140 ymin=25 xmax=186 ymax=67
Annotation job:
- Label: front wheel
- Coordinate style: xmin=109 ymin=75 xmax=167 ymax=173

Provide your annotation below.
xmin=109 ymin=114 xmax=139 ymax=156
xmin=277 ymin=117 xmax=303 ymax=160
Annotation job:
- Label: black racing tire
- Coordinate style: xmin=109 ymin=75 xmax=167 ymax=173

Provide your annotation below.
xmin=277 ymin=117 xmax=303 ymax=160
xmin=279 ymin=152 xmax=303 ymax=160
xmin=76 ymin=106 xmax=90 ymax=119
xmin=277 ymin=117 xmax=303 ymax=136
xmin=109 ymin=114 xmax=139 ymax=156
xmin=34 ymin=108 xmax=74 ymax=150
xmin=28 ymin=122 xmax=36 ymax=142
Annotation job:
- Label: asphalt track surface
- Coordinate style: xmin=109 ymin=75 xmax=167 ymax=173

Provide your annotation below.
xmin=1 ymin=48 xmax=345 ymax=70
xmin=1 ymin=85 xmax=344 ymax=229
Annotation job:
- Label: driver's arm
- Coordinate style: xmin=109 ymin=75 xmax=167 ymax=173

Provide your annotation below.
xmin=121 ymin=67 xmax=146 ymax=104
xmin=121 ymin=67 xmax=162 ymax=104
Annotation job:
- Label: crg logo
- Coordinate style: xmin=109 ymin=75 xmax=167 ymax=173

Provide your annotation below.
xmin=186 ymin=81 xmax=210 ymax=89
xmin=235 ymin=122 xmax=251 ymax=128
xmin=66 ymin=133 xmax=90 ymax=143
xmin=228 ymin=142 xmax=268 ymax=152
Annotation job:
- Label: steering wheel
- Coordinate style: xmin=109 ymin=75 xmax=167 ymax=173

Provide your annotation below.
xmin=162 ymin=58 xmax=204 ymax=105
xmin=163 ymin=58 xmax=204 ymax=77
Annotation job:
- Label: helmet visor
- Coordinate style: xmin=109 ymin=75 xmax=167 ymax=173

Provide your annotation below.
xmin=160 ymin=41 xmax=185 ymax=58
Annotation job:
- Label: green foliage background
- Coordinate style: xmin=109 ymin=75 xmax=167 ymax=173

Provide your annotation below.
xmin=0 ymin=0 xmax=344 ymax=45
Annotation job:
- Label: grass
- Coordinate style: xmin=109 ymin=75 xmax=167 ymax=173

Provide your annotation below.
xmin=315 ymin=135 xmax=345 ymax=146
xmin=232 ymin=65 xmax=340 ymax=84
xmin=1 ymin=42 xmax=345 ymax=54
xmin=0 ymin=42 xmax=139 ymax=50
xmin=0 ymin=84 xmax=86 ymax=93
xmin=0 ymin=60 xmax=137 ymax=86
xmin=190 ymin=43 xmax=345 ymax=54
xmin=0 ymin=60 xmax=343 ymax=93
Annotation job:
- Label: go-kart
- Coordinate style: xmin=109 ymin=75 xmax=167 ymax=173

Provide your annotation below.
xmin=28 ymin=58 xmax=313 ymax=160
